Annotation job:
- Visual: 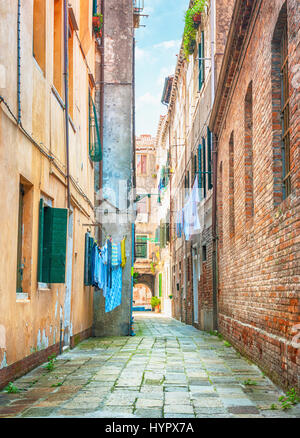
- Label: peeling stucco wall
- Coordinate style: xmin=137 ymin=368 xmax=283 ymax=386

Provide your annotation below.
xmin=93 ymin=0 xmax=134 ymax=336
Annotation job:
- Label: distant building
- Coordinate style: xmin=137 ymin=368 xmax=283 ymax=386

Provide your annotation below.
xmin=133 ymin=135 xmax=159 ymax=310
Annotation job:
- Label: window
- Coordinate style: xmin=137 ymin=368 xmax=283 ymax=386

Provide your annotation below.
xmin=16 ymin=180 xmax=33 ymax=296
xmin=229 ymin=132 xmax=235 ymax=237
xmin=198 ymin=142 xmax=202 ymax=196
xmin=53 ymin=0 xmax=63 ymax=96
xmin=135 ymin=235 xmax=148 ymax=259
xmin=202 ymin=245 xmax=207 ymax=262
xmin=137 ymin=155 xmax=147 ymax=175
xmin=202 ymin=137 xmax=207 ymax=198
xmin=89 ymin=90 xmax=102 ymax=162
xmin=271 ymin=2 xmax=291 ymax=203
xmin=159 ymin=273 xmax=162 ymax=297
xmin=198 ymin=31 xmax=205 ymax=90
xmin=137 ymin=197 xmax=148 ymax=214
xmin=80 ymin=0 xmax=90 ymax=42
xmin=207 ymin=127 xmax=213 ymax=190
xmin=68 ymin=25 xmax=74 ymax=119
xmin=33 ymin=0 xmax=46 ymax=74
xmin=244 ymin=82 xmax=254 ymax=219
xmin=37 ymin=199 xmax=68 ymax=283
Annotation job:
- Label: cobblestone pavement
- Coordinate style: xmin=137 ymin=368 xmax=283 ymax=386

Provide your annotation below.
xmin=0 ymin=312 xmax=299 ymax=418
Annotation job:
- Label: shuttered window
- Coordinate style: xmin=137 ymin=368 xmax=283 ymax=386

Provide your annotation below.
xmin=207 ymin=127 xmax=213 ymax=190
xmin=202 ymin=137 xmax=207 ymax=198
xmin=84 ymin=233 xmax=94 ymax=286
xmin=198 ymin=143 xmax=202 ymax=195
xmin=159 ymin=273 xmax=162 ymax=297
xmin=135 ymin=235 xmax=147 ymax=259
xmin=198 ymin=31 xmax=205 ymax=90
xmin=38 ymin=199 xmax=68 ymax=283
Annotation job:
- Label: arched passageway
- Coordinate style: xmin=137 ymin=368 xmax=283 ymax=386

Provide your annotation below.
xmin=133 ymin=283 xmax=153 ymax=311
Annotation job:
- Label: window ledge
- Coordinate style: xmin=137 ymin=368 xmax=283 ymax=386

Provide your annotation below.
xmin=16 ymin=292 xmax=29 ymax=302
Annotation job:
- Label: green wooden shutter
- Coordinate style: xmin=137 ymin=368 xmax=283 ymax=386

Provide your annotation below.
xmin=198 ymin=32 xmax=205 ymax=90
xmin=136 ymin=236 xmax=147 ymax=258
xmin=37 ymin=198 xmax=44 ymax=282
xmin=43 ymin=207 xmax=68 ymax=283
xmin=84 ymin=232 xmax=90 ymax=286
xmin=202 ymin=137 xmax=207 ymax=198
xmin=198 ymin=143 xmax=203 ymax=196
xmin=207 ymin=127 xmax=213 ymax=190
xmin=159 ymin=273 xmax=162 ymax=297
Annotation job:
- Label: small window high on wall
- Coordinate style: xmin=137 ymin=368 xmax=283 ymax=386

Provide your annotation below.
xmin=53 ymin=0 xmax=63 ymax=96
xmin=271 ymin=2 xmax=291 ymax=204
xmin=33 ymin=0 xmax=46 ymax=74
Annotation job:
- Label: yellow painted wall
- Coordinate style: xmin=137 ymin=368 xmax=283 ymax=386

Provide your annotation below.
xmin=0 ymin=0 xmax=97 ymax=368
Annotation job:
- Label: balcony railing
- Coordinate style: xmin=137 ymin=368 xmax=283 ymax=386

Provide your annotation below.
xmin=133 ymin=0 xmax=144 ymax=28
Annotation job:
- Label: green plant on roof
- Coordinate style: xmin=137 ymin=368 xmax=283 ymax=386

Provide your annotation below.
xmin=4 ymin=382 xmax=20 ymax=393
xmin=183 ymin=0 xmax=208 ymax=60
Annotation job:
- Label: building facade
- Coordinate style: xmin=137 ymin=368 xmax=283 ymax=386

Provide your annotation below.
xmin=133 ymin=135 xmax=159 ymax=310
xmin=0 ymin=0 xmax=99 ymax=388
xmin=209 ymin=0 xmax=300 ymax=392
xmin=157 ymin=0 xmax=234 ymax=329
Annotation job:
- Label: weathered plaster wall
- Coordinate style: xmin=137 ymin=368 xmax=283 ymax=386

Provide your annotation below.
xmin=0 ymin=0 xmax=96 ymax=387
xmin=93 ymin=0 xmax=134 ymax=337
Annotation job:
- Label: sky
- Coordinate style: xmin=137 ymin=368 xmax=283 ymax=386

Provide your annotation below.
xmin=134 ymin=0 xmax=189 ymax=137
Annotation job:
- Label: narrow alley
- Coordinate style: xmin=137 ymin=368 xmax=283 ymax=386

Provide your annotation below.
xmin=0 ymin=0 xmax=299 ymax=424
xmin=0 ymin=312 xmax=299 ymax=419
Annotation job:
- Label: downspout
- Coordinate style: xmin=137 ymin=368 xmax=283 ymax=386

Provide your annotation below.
xmin=211 ymin=0 xmax=218 ymax=331
xmin=17 ymin=0 xmax=21 ymax=124
xmin=130 ymin=30 xmax=136 ymax=336
xmin=99 ymin=0 xmax=105 ymax=244
xmin=210 ymin=0 xmax=215 ymax=110
xmin=212 ymin=132 xmax=218 ymax=331
xmin=63 ymin=0 xmax=71 ymax=210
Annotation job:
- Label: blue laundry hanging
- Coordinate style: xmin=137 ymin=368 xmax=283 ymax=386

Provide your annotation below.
xmin=104 ymin=265 xmax=122 ymax=313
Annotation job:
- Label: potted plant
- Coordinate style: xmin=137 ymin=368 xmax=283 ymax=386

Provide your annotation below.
xmin=183 ymin=0 xmax=207 ymax=60
xmin=92 ymin=13 xmax=103 ymax=36
xmin=151 ymin=296 xmax=161 ymax=313
xmin=193 ymin=12 xmax=202 ymax=28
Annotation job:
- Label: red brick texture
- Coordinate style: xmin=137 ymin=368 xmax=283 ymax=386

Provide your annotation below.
xmin=213 ymin=0 xmax=300 ymax=392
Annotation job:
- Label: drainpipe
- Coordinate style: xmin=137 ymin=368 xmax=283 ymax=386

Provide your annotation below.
xmin=212 ymin=132 xmax=218 ymax=331
xmin=63 ymin=0 xmax=71 ymax=210
xmin=210 ymin=0 xmax=215 ymax=110
xmin=17 ymin=0 xmax=21 ymax=124
xmin=98 ymin=0 xmax=105 ymax=244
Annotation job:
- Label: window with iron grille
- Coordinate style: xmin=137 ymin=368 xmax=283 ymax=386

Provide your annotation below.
xmin=280 ymin=23 xmax=291 ymax=198
xmin=271 ymin=3 xmax=291 ymax=205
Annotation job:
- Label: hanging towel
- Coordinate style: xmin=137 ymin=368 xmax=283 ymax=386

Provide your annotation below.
xmin=107 ymin=239 xmax=112 ymax=288
xmin=105 ymin=265 xmax=122 ymax=313
xmin=121 ymin=238 xmax=126 ymax=268
xmin=111 ymin=243 xmax=119 ymax=266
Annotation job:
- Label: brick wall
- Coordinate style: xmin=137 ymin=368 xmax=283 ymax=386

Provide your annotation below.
xmin=215 ymin=0 xmax=300 ymax=392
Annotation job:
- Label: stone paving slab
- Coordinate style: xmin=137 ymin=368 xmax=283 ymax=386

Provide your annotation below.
xmin=0 ymin=312 xmax=299 ymax=418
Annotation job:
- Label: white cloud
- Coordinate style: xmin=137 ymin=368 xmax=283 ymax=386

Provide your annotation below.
xmin=136 ymin=92 xmax=161 ymax=110
xmin=154 ymin=39 xmax=181 ymax=50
